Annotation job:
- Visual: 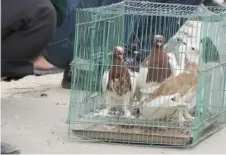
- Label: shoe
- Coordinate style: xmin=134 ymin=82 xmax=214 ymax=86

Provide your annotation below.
xmin=34 ymin=67 xmax=64 ymax=76
xmin=1 ymin=77 xmax=24 ymax=82
xmin=1 ymin=142 xmax=20 ymax=154
xmin=61 ymin=63 xmax=72 ymax=89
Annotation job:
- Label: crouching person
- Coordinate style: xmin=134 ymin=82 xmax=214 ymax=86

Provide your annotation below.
xmin=1 ymin=0 xmax=67 ymax=153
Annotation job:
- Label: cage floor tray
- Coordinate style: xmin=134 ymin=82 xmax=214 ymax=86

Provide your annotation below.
xmin=72 ymin=124 xmax=193 ymax=146
xmin=71 ymin=107 xmax=223 ymax=146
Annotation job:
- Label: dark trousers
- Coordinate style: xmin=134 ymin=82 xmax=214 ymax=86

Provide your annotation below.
xmin=1 ymin=0 xmax=56 ymax=78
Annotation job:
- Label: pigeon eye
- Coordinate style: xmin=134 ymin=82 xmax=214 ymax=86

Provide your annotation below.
xmin=177 ymin=38 xmax=180 ymax=41
xmin=192 ymin=47 xmax=195 ymax=50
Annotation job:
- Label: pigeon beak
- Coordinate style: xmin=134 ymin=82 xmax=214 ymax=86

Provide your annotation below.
xmin=134 ymin=50 xmax=139 ymax=54
xmin=157 ymin=42 xmax=162 ymax=47
xmin=118 ymin=55 xmax=124 ymax=60
xmin=183 ymin=42 xmax=187 ymax=45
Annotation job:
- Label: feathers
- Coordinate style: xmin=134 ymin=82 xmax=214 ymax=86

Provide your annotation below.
xmin=108 ymin=66 xmax=131 ymax=96
xmin=145 ymin=35 xmax=172 ymax=83
xmin=165 ymin=36 xmax=187 ymax=67
xmin=107 ymin=46 xmax=131 ymax=96
xmin=140 ymin=93 xmax=194 ymax=123
xmin=138 ymin=47 xmax=197 ymax=123
xmin=102 ymin=70 xmax=109 ymax=94
xmin=102 ymin=46 xmax=138 ymax=118
xmin=102 ymin=32 xmax=220 ymax=122
xmin=167 ymin=52 xmax=182 ymax=76
xmin=151 ymin=70 xmax=197 ymax=101
xmin=199 ymin=36 xmax=223 ymax=112
xmin=102 ymin=69 xmax=138 ymax=98
xmin=201 ymin=37 xmax=220 ymax=63
xmin=124 ymin=44 xmax=146 ymax=72
xmin=151 ymin=59 xmax=198 ymax=101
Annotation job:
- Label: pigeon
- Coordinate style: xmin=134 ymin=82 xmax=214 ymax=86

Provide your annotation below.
xmin=165 ymin=36 xmax=187 ymax=66
xmin=102 ymin=46 xmax=139 ymax=118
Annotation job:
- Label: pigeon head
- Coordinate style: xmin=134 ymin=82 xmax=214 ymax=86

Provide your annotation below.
xmin=153 ymin=35 xmax=165 ymax=48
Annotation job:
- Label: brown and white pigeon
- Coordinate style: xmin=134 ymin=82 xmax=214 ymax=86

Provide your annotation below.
xmin=102 ymin=46 xmax=138 ymax=118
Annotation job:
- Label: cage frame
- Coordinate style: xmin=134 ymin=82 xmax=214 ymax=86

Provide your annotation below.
xmin=68 ymin=0 xmax=226 ymax=147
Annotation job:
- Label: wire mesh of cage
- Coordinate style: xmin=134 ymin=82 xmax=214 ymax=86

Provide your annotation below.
xmin=68 ymin=0 xmax=226 ymax=147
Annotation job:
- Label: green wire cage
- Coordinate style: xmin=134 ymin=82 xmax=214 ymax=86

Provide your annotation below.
xmin=68 ymin=0 xmax=226 ymax=147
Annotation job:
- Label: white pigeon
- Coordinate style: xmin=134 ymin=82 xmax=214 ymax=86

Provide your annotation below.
xmin=140 ymin=93 xmax=194 ymax=123
xmin=165 ymin=36 xmax=187 ymax=67
xmin=200 ymin=62 xmax=224 ymax=113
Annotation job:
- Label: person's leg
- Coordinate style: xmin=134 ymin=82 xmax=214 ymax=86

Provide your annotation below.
xmin=40 ymin=0 xmax=78 ymax=88
xmin=1 ymin=0 xmax=56 ymax=153
xmin=1 ymin=0 xmax=56 ymax=80
xmin=42 ymin=0 xmax=107 ymax=68
xmin=42 ymin=6 xmax=75 ymax=69
xmin=42 ymin=0 xmax=107 ymax=89
xmin=42 ymin=0 xmax=99 ymax=70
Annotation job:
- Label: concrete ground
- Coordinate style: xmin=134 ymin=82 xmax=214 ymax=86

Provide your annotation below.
xmin=1 ymin=73 xmax=226 ymax=154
